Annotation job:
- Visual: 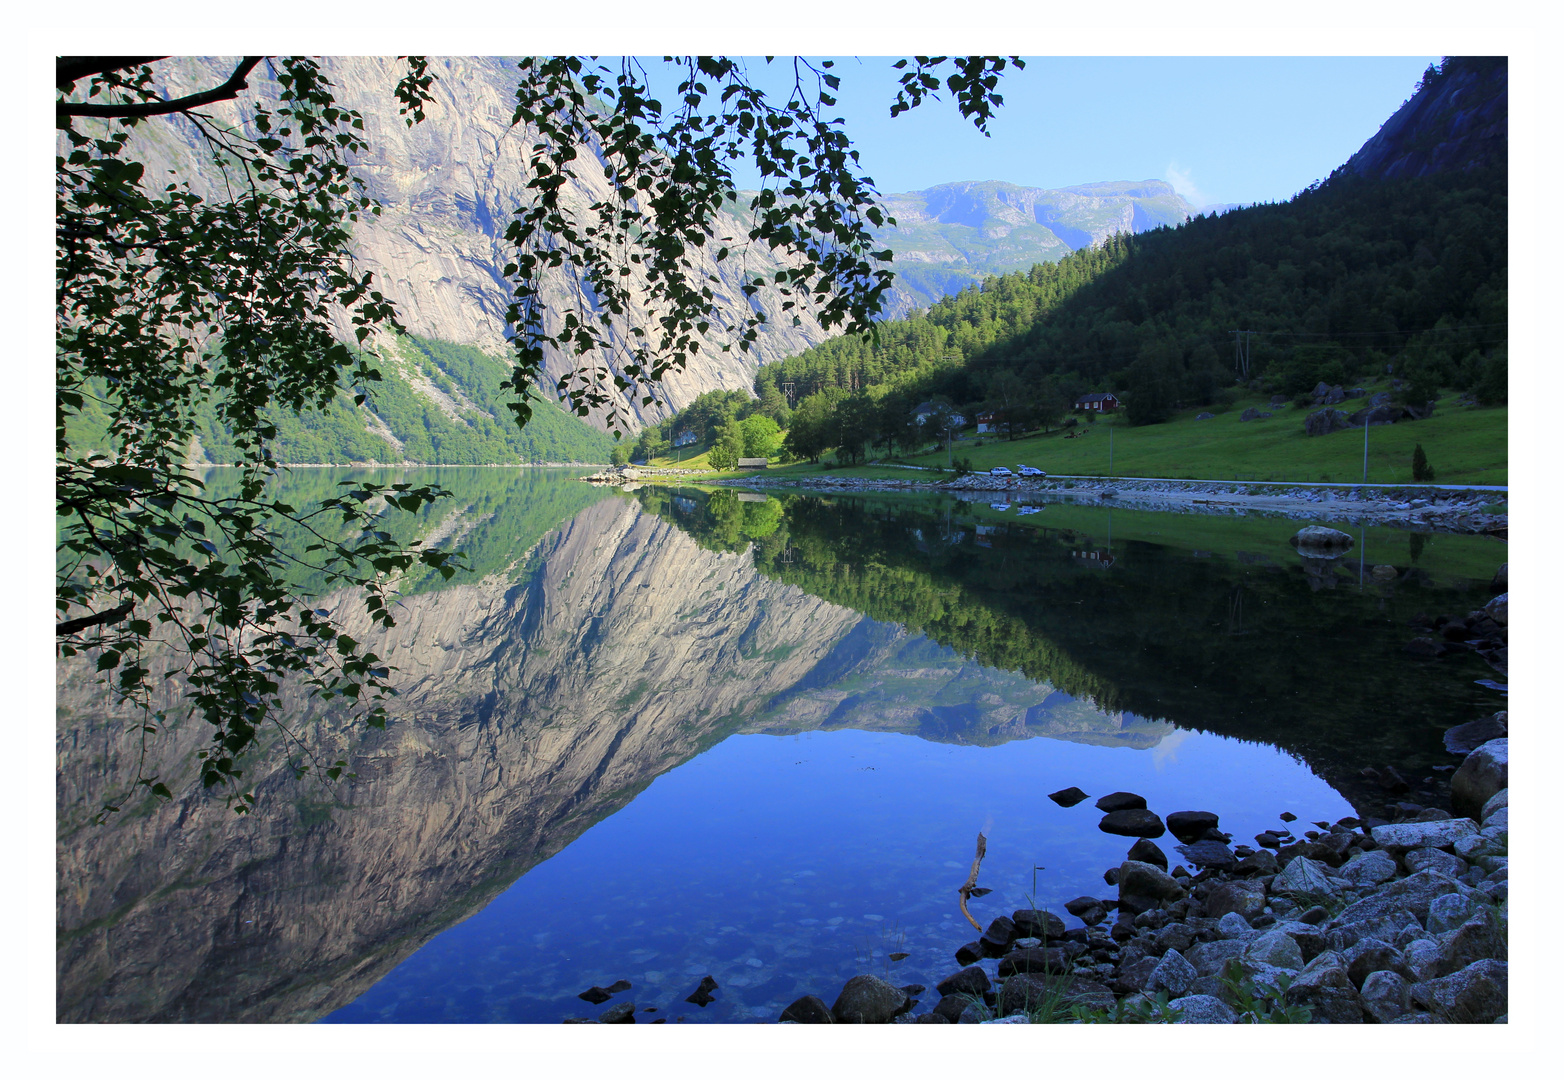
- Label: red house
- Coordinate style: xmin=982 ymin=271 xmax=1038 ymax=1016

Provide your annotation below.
xmin=1074 ymin=392 xmax=1120 ymax=413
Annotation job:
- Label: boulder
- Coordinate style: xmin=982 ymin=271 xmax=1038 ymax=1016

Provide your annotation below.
xmin=1480 ymin=788 xmax=1508 ymax=822
xmin=830 ymin=974 xmax=908 ymax=1024
xmin=1146 ymin=949 xmax=1198 ymax=997
xmin=1215 ymin=912 xmax=1257 ymax=940
xmin=1239 ymin=407 xmax=1264 ymax=421
xmin=1154 ymin=923 xmax=1196 ymax=956
xmin=1410 ymin=959 xmax=1507 ymax=1024
xmin=578 ymin=986 xmax=613 ymax=1004
xmin=1063 ymin=896 xmax=1109 ymax=926
xmin=1402 ymin=847 xmax=1467 ymax=878
xmin=1243 ymin=930 xmax=1304 ymax=973
xmin=1206 ymin=880 xmax=1267 ymax=921
xmin=1426 ymin=892 xmax=1481 ymax=935
xmin=1110 ymin=955 xmax=1161 ymax=996
xmin=1348 ymin=404 xmax=1403 ymax=427
xmin=1118 ymin=860 xmax=1187 ymax=914
xmin=1484 ymin=592 xmax=1507 ymax=626
xmin=1012 ymin=908 xmax=1066 ymax=941
xmin=1271 ymin=856 xmax=1340 ymax=898
xmin=1166 ymin=810 xmax=1221 ymax=843
xmin=1186 ymin=938 xmax=1248 ymax=977
xmin=600 ymin=1001 xmax=636 ymax=1023
xmin=1491 ymin=564 xmax=1507 ymax=592
xmin=1169 ymin=994 xmax=1238 ymax=1023
xmin=1443 ymin=714 xmax=1507 ymax=755
xmin=936 ymin=966 xmax=991 ymax=999
xmin=1369 ymin=818 xmax=1479 ymax=855
xmin=779 ymin=995 xmax=834 ymax=1023
xmin=1100 ymin=809 xmax=1166 ymax=838
xmin=1342 ymin=938 xmax=1412 ymax=989
xmin=1195 ymin=412 xmax=1216 ymax=421
xmin=1355 ymin=970 xmax=1412 ymax=1024
xmin=1290 ymin=526 xmax=1354 ymax=552
xmin=1331 ymin=871 xmax=1484 ymax=927
xmin=1305 ymin=408 xmax=1352 ymax=436
xmin=1234 ymin=849 xmax=1280 ymax=876
xmin=1048 ymin=786 xmax=1089 ymax=807
xmin=931 ymin=995 xmax=985 ymax=1024
xmin=1126 ymin=838 xmax=1168 ymax=871
xmin=1095 ymin=791 xmax=1147 ymax=812
xmin=1180 ymin=842 xmax=1234 ymax=872
xmin=979 ymin=915 xmax=1018 ymax=956
xmin=684 ymin=975 xmax=719 ymax=1006
xmin=1059 ymin=978 xmax=1116 ymax=1011
xmin=1451 ymin=739 xmax=1508 ymax=819
xmin=996 ymin=973 xmax=1057 ymax=1016
xmin=979 ymin=1015 xmax=1030 ymax=1024
xmin=998 ymin=947 xmax=1068 ymax=978
xmin=1337 ymin=850 xmax=1398 ymax=887
xmin=954 ymin=941 xmax=983 ymax=966
xmin=1431 ymin=906 xmax=1507 ymax=978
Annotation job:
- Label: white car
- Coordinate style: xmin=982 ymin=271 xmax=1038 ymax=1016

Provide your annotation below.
xmin=990 ymin=466 xmax=1014 ymax=477
xmin=1016 ymin=465 xmax=1046 ymax=477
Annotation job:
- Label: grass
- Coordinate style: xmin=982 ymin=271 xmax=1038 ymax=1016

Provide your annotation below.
xmin=651 ymin=381 xmax=1506 ymax=487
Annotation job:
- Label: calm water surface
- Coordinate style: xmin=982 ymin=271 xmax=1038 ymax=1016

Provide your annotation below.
xmin=55 ymin=468 xmax=1506 ymax=1023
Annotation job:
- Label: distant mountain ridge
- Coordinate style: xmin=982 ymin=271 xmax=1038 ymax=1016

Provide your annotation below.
xmin=875 ymin=179 xmax=1199 ymax=315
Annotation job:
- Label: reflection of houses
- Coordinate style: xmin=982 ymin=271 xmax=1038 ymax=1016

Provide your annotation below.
xmin=1074 ymin=392 xmax=1120 ymax=413
xmin=672 ymin=496 xmax=697 ymax=515
xmin=1071 ymin=547 xmax=1116 ymax=569
xmin=975 ymin=524 xmax=1006 ymax=548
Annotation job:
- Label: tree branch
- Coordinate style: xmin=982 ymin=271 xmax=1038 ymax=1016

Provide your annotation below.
xmin=56 ymin=600 xmax=134 ymax=636
xmin=58 ymin=57 xmax=264 ymax=119
xmin=56 ymin=56 xmax=169 ymax=90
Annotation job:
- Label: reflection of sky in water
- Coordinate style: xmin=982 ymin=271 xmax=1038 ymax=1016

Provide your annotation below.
xmin=324 ymin=725 xmax=1350 ymax=1024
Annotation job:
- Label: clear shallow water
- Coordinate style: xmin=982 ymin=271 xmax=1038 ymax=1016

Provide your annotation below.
xmin=324 ymin=726 xmax=1352 ymax=1023
xmin=55 ymin=469 xmax=1506 ymax=1023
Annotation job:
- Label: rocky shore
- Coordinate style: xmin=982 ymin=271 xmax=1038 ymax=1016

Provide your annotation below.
xmin=760 ymin=720 xmax=1509 ymax=1026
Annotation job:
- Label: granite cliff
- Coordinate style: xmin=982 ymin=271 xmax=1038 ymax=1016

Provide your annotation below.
xmin=1340 ymin=56 xmax=1507 ymax=182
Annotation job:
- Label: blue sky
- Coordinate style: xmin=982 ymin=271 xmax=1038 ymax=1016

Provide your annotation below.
xmin=711 ymin=56 xmax=1440 ymax=208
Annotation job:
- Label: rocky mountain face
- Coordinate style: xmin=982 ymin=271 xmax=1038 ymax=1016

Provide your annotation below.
xmin=1341 ymin=57 xmax=1507 ymax=182
xmin=58 ymin=492 xmax=1152 ymax=1022
xmin=116 ymin=59 xmax=1199 ymax=436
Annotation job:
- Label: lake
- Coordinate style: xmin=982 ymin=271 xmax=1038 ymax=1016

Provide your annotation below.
xmin=55 ymin=468 xmax=1506 ymax=1022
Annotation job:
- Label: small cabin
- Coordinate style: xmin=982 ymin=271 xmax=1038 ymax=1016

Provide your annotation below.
xmin=976 ymin=411 xmax=998 ymax=433
xmin=1074 ymin=392 xmax=1120 ymax=413
xmin=737 ymin=457 xmax=769 ymax=469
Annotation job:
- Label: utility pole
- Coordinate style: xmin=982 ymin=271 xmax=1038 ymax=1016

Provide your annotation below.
xmin=1231 ymin=330 xmax=1254 ymax=378
xmin=1109 ymin=425 xmax=1114 ymax=475
xmin=1363 ymin=419 xmax=1369 ymax=484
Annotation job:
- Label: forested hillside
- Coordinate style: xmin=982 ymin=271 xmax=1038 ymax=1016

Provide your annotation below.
xmin=65 ymin=336 xmax=617 ymax=466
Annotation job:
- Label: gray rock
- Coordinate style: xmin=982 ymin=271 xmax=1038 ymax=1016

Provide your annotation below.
xmin=1060 ymin=978 xmax=1116 ymax=1011
xmin=1432 ymin=906 xmax=1507 ymax=978
xmin=1342 ymin=938 xmax=1412 ymax=989
xmin=1284 ymin=950 xmax=1362 ymax=1021
xmin=1291 ymin=526 xmax=1354 ymax=551
xmin=1186 ymin=938 xmax=1248 ymax=978
xmin=831 ymin=974 xmax=908 ymax=1024
xmin=1482 ymin=807 xmax=1509 ymax=832
xmin=1147 ymin=949 xmax=1197 ymax=997
xmin=1453 ymin=826 xmax=1507 ymax=861
xmin=1178 ymin=839 xmax=1236 ymax=869
xmin=1118 ymin=860 xmax=1186 ymax=914
xmin=1271 ymin=856 xmax=1340 ymax=898
xmin=935 ymin=966 xmax=990 ymax=999
xmin=998 ymin=947 xmax=1068 ymax=978
xmin=1304 ymin=408 xmax=1352 ymax=436
xmin=1370 ymin=818 xmax=1479 ymax=855
xmin=1426 ymin=892 xmax=1481 ymax=935
xmin=1389 ymin=1012 xmax=1438 ymax=1023
xmin=1410 ymin=958 xmax=1507 ymax=1024
xmin=1243 ymin=929 xmax=1304 ymax=973
xmin=1359 ymin=970 xmax=1413 ymax=1024
xmin=1480 ymin=787 xmax=1508 ymax=821
xmin=600 ymin=1001 xmax=636 ymax=1023
xmin=1491 ymin=564 xmax=1507 ymax=591
xmin=1062 ymin=896 xmax=1109 ymax=927
xmin=779 ymin=995 xmax=834 ymax=1023
xmin=1216 ymin=912 xmax=1256 ymax=939
xmin=1195 ymin=412 xmax=1215 ymax=421
xmin=1451 ymin=738 xmax=1507 ymax=819
xmin=1337 ymin=850 xmax=1398 ymax=886
xmin=1402 ymin=847 xmax=1467 ymax=878
xmin=1012 ymin=908 xmax=1066 ymax=941
xmin=1110 ymin=955 xmax=1161 ymax=996
xmin=1403 ymin=938 xmax=1444 ymax=982
xmin=1485 ymin=592 xmax=1507 ymax=626
xmin=1166 ymin=810 xmax=1221 ymax=842
xmin=1169 ymin=994 xmax=1238 ymax=1023
xmin=997 ymin=973 xmax=1055 ymax=1016
xmin=1206 ymin=879 xmax=1267 ymax=921
xmin=914 ymin=1012 xmax=950 ymax=1024
xmin=1095 ymin=791 xmax=1147 ymax=812
xmin=1331 ymin=870 xmax=1482 ymax=927
xmin=979 ymin=1014 xmax=1030 ymax=1024
xmin=1100 ymin=809 xmax=1166 ymax=838
xmin=1239 ymin=407 xmax=1264 ymax=422
xmin=1126 ymin=838 xmax=1168 ymax=871
xmin=1443 ymin=714 xmax=1508 ymax=755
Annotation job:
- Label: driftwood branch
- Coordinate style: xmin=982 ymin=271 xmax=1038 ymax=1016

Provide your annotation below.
xmin=957 ymin=830 xmax=988 ymax=932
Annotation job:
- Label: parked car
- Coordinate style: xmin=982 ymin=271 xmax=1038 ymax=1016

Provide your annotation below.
xmin=990 ymin=466 xmax=1014 ymax=477
xmin=1016 ymin=465 xmax=1046 ymax=477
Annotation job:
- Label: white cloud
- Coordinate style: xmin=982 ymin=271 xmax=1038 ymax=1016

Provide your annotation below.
xmin=1163 ymin=160 xmax=1209 ymax=209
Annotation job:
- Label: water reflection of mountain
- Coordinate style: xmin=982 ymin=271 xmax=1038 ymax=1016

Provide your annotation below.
xmin=641 ymin=488 xmax=1501 ymax=818
xmin=58 ymin=490 xmax=1127 ymax=1022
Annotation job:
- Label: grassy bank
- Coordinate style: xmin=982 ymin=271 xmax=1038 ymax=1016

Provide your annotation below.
xmin=648 ymin=383 xmax=1506 ymax=487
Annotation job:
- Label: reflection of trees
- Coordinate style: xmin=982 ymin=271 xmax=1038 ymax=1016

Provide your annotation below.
xmin=646 ymin=490 xmax=1500 ymax=814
